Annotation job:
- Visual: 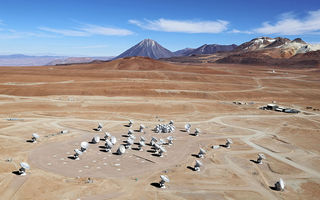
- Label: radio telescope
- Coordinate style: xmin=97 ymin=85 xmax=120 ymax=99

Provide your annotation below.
xmin=19 ymin=162 xmax=30 ymax=176
xmin=194 ymin=160 xmax=202 ymax=171
xmin=158 ymin=146 xmax=167 ymax=157
xmin=128 ymin=129 xmax=134 ymax=136
xmin=91 ymin=135 xmax=100 ymax=144
xmin=129 ymin=134 xmax=136 ymax=140
xmin=185 ymin=123 xmax=191 ymax=133
xmin=169 ymin=120 xmax=174 ymax=125
xmin=154 ymin=143 xmax=161 ymax=153
xmin=74 ymin=149 xmax=83 ymax=160
xmin=80 ymin=141 xmax=89 ymax=152
xmin=167 ymin=136 xmax=173 ymax=145
xmin=275 ymin=178 xmax=285 ymax=191
xmin=257 ymin=153 xmax=266 ymax=164
xmin=198 ymin=148 xmax=206 ymax=158
xmin=126 ymin=138 xmax=134 ymax=149
xmin=159 ymin=139 xmax=165 ymax=145
xmin=159 ymin=175 xmax=169 ymax=188
xmin=150 ymin=137 xmax=158 ymax=146
xmin=225 ymin=138 xmax=233 ymax=148
xmin=194 ymin=128 xmax=200 ymax=136
xmin=97 ymin=122 xmax=103 ymax=131
xmin=138 ymin=140 xmax=146 ymax=151
xmin=128 ymin=120 xmax=133 ymax=127
xmin=140 ymin=136 xmax=146 ymax=142
xmin=117 ymin=145 xmax=126 ymax=155
xmin=31 ymin=133 xmax=39 ymax=143
xmin=104 ymin=132 xmax=111 ymax=140
xmin=139 ymin=124 xmax=145 ymax=133
xmin=110 ymin=136 xmax=117 ymax=145
xmin=105 ymin=140 xmax=113 ymax=152
xmin=60 ymin=130 xmax=68 ymax=134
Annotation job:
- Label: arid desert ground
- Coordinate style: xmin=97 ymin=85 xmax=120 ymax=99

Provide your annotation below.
xmin=0 ymin=57 xmax=320 ymax=199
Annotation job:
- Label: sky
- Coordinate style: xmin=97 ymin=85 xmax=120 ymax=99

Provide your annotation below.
xmin=0 ymin=0 xmax=320 ymax=56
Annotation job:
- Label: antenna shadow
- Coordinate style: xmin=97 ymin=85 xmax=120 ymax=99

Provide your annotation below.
xmin=191 ymin=154 xmax=199 ymax=158
xmin=124 ymin=124 xmax=130 ymax=127
xmin=187 ymin=166 xmax=195 ymax=171
xmin=189 ymin=133 xmax=197 ymax=136
xmin=12 ymin=171 xmax=21 ymax=175
xmin=112 ymin=152 xmax=120 ymax=155
xmin=269 ymin=186 xmax=277 ymax=191
xmin=219 ymin=144 xmax=228 ymax=148
xmin=92 ymin=128 xmax=100 ymax=131
xmin=26 ymin=140 xmax=34 ymax=143
xmin=122 ymin=135 xmax=129 ymax=137
xmin=67 ymin=156 xmax=76 ymax=160
xmin=151 ymin=153 xmax=160 ymax=157
xmin=99 ymin=149 xmax=108 ymax=152
xmin=147 ymin=150 xmax=155 ymax=153
xmin=98 ymin=145 xmax=106 ymax=149
xmin=134 ymin=130 xmax=140 ymax=132
xmin=180 ymin=129 xmax=187 ymax=132
xmin=150 ymin=182 xmax=161 ymax=188
xmin=250 ymin=159 xmax=259 ymax=164
xmin=132 ymin=147 xmax=140 ymax=151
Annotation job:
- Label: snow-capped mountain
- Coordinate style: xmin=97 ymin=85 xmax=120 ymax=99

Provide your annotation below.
xmin=115 ymin=39 xmax=174 ymax=59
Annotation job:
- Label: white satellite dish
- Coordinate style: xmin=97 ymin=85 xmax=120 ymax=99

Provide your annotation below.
xmin=110 ymin=136 xmax=117 ymax=145
xmin=117 ymin=145 xmax=126 ymax=155
xmin=169 ymin=120 xmax=174 ymax=125
xmin=159 ymin=139 xmax=165 ymax=145
xmin=226 ymin=138 xmax=233 ymax=148
xmin=185 ymin=123 xmax=191 ymax=133
xmin=140 ymin=136 xmax=146 ymax=142
xmin=91 ymin=135 xmax=100 ymax=144
xmin=105 ymin=140 xmax=113 ymax=152
xmin=128 ymin=119 xmax=133 ymax=127
xmin=74 ymin=149 xmax=82 ymax=160
xmin=159 ymin=175 xmax=170 ymax=188
xmin=126 ymin=138 xmax=134 ymax=149
xmin=138 ymin=140 xmax=145 ymax=151
xmin=129 ymin=134 xmax=136 ymax=140
xmin=139 ymin=124 xmax=145 ymax=132
xmin=167 ymin=136 xmax=173 ymax=145
xmin=150 ymin=137 xmax=158 ymax=146
xmin=31 ymin=133 xmax=39 ymax=143
xmin=194 ymin=160 xmax=202 ymax=171
xmin=154 ymin=143 xmax=161 ymax=153
xmin=257 ymin=153 xmax=266 ymax=164
xmin=104 ymin=132 xmax=111 ymax=140
xmin=80 ymin=141 xmax=89 ymax=152
xmin=97 ymin=122 xmax=103 ymax=131
xmin=275 ymin=178 xmax=285 ymax=191
xmin=128 ymin=129 xmax=134 ymax=135
xmin=194 ymin=128 xmax=200 ymax=136
xmin=19 ymin=162 xmax=30 ymax=176
xmin=60 ymin=130 xmax=68 ymax=134
xmin=158 ymin=146 xmax=167 ymax=157
xmin=198 ymin=148 xmax=206 ymax=158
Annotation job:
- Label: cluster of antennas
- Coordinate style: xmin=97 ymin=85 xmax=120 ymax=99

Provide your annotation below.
xmin=105 ymin=135 xmax=117 ymax=152
xmin=18 ymin=162 xmax=30 ymax=176
xmin=31 ymin=133 xmax=39 ymax=143
xmin=154 ymin=120 xmax=175 ymax=133
xmin=149 ymin=136 xmax=171 ymax=157
xmin=138 ymin=136 xmax=146 ymax=151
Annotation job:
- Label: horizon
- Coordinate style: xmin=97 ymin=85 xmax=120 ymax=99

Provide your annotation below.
xmin=0 ymin=0 xmax=320 ymax=57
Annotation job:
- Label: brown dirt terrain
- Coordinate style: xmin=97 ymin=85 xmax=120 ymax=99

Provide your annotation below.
xmin=0 ymin=57 xmax=319 ymax=199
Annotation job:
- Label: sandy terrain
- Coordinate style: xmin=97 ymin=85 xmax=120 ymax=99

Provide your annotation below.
xmin=0 ymin=57 xmax=319 ymax=199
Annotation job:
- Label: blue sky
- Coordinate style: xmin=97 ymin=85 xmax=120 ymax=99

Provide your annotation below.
xmin=0 ymin=0 xmax=319 ymax=56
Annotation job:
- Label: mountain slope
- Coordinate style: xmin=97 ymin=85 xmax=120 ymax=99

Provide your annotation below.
xmin=115 ymin=39 xmax=174 ymax=59
xmin=187 ymin=44 xmax=237 ymax=55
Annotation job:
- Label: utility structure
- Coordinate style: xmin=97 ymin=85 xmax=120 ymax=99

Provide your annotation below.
xmin=31 ymin=133 xmax=39 ymax=143
xmin=159 ymin=175 xmax=170 ymax=189
xmin=18 ymin=162 xmax=30 ymax=176
xmin=194 ymin=160 xmax=202 ymax=171
xmin=225 ymin=138 xmax=233 ymax=148
xmin=257 ymin=153 xmax=266 ymax=164
xmin=198 ymin=148 xmax=206 ymax=158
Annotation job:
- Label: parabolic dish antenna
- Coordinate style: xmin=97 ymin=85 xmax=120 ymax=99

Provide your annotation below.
xmin=227 ymin=138 xmax=233 ymax=144
xmin=92 ymin=136 xmax=100 ymax=143
xmin=110 ymin=136 xmax=117 ymax=145
xmin=32 ymin=133 xmax=39 ymax=139
xmin=105 ymin=140 xmax=113 ymax=147
xmin=20 ymin=162 xmax=30 ymax=170
xmin=200 ymin=148 xmax=206 ymax=154
xmin=259 ymin=153 xmax=266 ymax=159
xmin=185 ymin=123 xmax=191 ymax=130
xmin=160 ymin=175 xmax=170 ymax=183
xmin=279 ymin=178 xmax=285 ymax=190
xmin=195 ymin=160 xmax=202 ymax=167
xmin=81 ymin=141 xmax=89 ymax=149
xmin=140 ymin=136 xmax=146 ymax=141
xmin=74 ymin=149 xmax=82 ymax=155
xmin=117 ymin=145 xmax=126 ymax=155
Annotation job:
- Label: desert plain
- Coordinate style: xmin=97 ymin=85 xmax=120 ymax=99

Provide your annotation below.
xmin=0 ymin=57 xmax=320 ymax=199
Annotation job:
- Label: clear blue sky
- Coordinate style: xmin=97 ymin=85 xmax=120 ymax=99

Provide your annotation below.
xmin=0 ymin=0 xmax=319 ymax=56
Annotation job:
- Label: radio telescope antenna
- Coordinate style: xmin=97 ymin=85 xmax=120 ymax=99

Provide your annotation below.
xmin=138 ymin=140 xmax=146 ymax=151
xmin=128 ymin=129 xmax=134 ymax=136
xmin=194 ymin=128 xmax=200 ymax=136
xmin=97 ymin=122 xmax=103 ymax=131
xmin=257 ymin=153 xmax=266 ymax=164
xmin=110 ymin=136 xmax=117 ymax=145
xmin=129 ymin=134 xmax=136 ymax=140
xmin=167 ymin=136 xmax=173 ymax=145
xmin=159 ymin=139 xmax=165 ymax=145
xmin=185 ymin=123 xmax=191 ymax=133
xmin=194 ymin=160 xmax=202 ymax=171
xmin=169 ymin=120 xmax=174 ymax=125
xmin=91 ymin=135 xmax=100 ymax=144
xmin=19 ymin=162 xmax=30 ymax=176
xmin=74 ymin=149 xmax=83 ymax=160
xmin=80 ymin=141 xmax=89 ymax=152
xmin=139 ymin=124 xmax=145 ymax=133
xmin=31 ymin=133 xmax=39 ymax=143
xmin=158 ymin=146 xmax=167 ymax=157
xmin=128 ymin=120 xmax=133 ymax=127
xmin=225 ymin=138 xmax=233 ymax=148
xmin=117 ymin=145 xmax=126 ymax=155
xmin=140 ymin=135 xmax=146 ymax=142
xmin=275 ymin=178 xmax=285 ymax=191
xmin=126 ymin=138 xmax=134 ymax=149
xmin=159 ymin=175 xmax=170 ymax=188
xmin=60 ymin=130 xmax=68 ymax=134
xmin=105 ymin=140 xmax=113 ymax=152
xmin=198 ymin=148 xmax=206 ymax=158
xmin=104 ymin=132 xmax=111 ymax=140
xmin=150 ymin=137 xmax=158 ymax=146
